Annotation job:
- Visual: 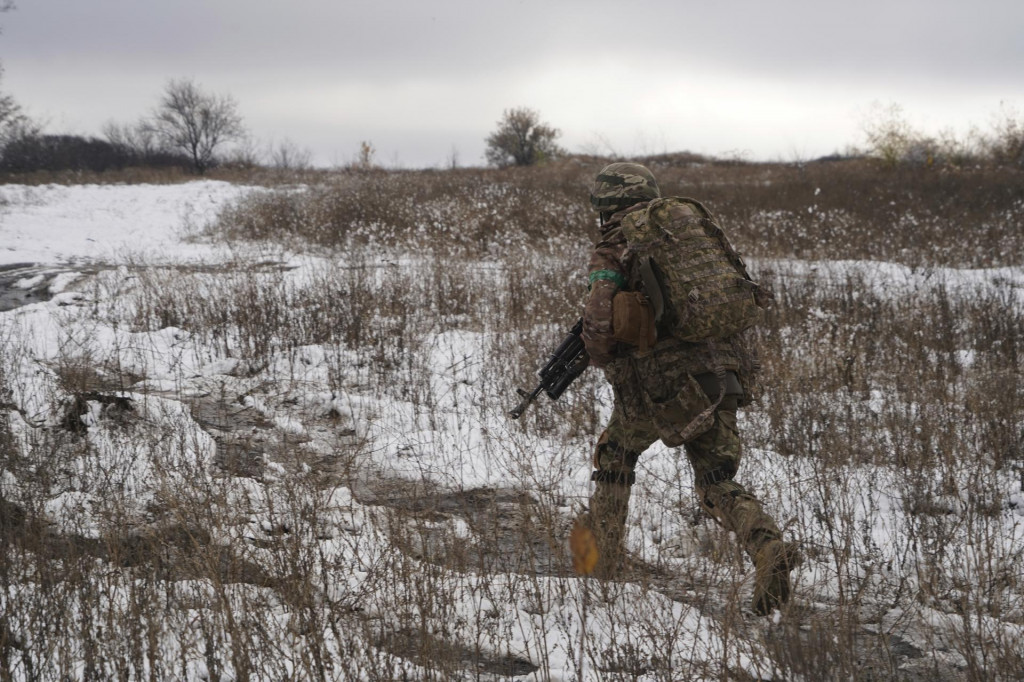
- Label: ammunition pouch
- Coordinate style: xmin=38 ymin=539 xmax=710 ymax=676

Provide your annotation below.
xmin=611 ymin=291 xmax=657 ymax=354
xmin=646 ymin=374 xmax=716 ymax=447
xmin=694 ymin=371 xmax=743 ymax=405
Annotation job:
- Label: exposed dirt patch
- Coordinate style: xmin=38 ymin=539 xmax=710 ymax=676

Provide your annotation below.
xmin=0 ymin=260 xmax=296 ymax=314
xmin=375 ymin=626 xmax=539 ymax=679
xmin=759 ymin=610 xmax=946 ymax=682
xmin=59 ymin=391 xmax=138 ymax=435
xmin=0 ymin=262 xmax=92 ymax=312
xmin=187 ymin=395 xmax=277 ymax=479
xmin=353 ymin=478 xmax=574 ymax=578
xmin=0 ymin=498 xmax=276 ymax=587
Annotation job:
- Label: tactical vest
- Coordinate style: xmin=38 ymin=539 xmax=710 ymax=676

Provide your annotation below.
xmin=620 ymin=197 xmax=769 ymax=342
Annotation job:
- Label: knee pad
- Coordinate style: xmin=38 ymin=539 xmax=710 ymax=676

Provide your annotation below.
xmin=590 ymin=469 xmax=636 ymax=486
xmin=592 ymin=432 xmax=641 ymax=473
xmin=701 ymin=479 xmax=748 ymax=510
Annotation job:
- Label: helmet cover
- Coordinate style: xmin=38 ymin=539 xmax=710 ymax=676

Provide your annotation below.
xmin=590 ymin=162 xmax=660 ymax=212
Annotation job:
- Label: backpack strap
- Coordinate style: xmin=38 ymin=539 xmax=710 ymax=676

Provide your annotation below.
xmin=637 ymin=255 xmax=666 ymax=325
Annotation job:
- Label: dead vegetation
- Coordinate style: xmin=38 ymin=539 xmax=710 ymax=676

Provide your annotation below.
xmin=1 ymin=157 xmax=1023 ymax=680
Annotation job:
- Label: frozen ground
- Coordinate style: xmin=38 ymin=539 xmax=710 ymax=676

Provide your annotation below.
xmin=1 ymin=181 xmax=1022 ymax=680
xmin=0 ymin=181 xmax=258 ymax=266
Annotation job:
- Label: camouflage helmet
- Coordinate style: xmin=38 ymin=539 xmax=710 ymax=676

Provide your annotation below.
xmin=590 ymin=162 xmax=660 ymax=213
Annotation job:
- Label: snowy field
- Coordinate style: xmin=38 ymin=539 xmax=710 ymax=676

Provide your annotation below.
xmin=1 ymin=180 xmax=1023 ymax=681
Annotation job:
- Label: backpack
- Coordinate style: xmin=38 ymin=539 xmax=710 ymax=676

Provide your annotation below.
xmin=620 ymin=197 xmax=769 ymax=342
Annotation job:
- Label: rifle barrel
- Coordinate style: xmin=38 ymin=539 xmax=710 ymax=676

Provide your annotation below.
xmin=509 ymin=385 xmax=543 ymax=420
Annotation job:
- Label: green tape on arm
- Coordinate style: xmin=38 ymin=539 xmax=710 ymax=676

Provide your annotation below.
xmin=588 ymin=269 xmax=626 ymax=289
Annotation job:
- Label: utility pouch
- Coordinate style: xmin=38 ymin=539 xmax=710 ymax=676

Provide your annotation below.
xmin=611 ymin=291 xmax=657 ymax=354
xmin=646 ymin=374 xmax=715 ymax=447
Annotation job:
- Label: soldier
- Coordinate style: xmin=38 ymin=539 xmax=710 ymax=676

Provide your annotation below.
xmin=577 ymin=162 xmax=799 ymax=616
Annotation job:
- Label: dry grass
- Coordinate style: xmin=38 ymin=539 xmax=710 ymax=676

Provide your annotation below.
xmin=1 ymin=158 xmax=1023 ymax=680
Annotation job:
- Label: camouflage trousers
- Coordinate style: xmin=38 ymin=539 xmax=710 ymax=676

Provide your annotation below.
xmin=590 ymin=394 xmax=783 ymax=562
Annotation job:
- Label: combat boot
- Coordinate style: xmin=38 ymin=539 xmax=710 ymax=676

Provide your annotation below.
xmin=584 ymin=480 xmax=632 ymax=579
xmin=751 ymin=539 xmax=801 ymax=616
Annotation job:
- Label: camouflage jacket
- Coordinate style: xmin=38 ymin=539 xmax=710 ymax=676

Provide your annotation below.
xmin=582 ymin=198 xmax=762 ymax=414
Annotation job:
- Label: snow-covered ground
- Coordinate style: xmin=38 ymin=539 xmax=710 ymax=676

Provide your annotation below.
xmin=0 ymin=181 xmax=258 ymax=266
xmin=1 ymin=181 xmax=1022 ymax=681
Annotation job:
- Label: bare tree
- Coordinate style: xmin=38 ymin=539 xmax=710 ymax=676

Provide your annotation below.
xmin=349 ymin=140 xmax=376 ymax=170
xmin=987 ymin=102 xmax=1024 ymax=168
xmin=268 ymin=137 xmax=312 ymax=171
xmin=103 ymin=119 xmax=161 ymax=158
xmin=0 ymin=78 xmax=35 ymax=151
xmin=485 ymin=107 xmax=563 ymax=167
xmin=0 ymin=88 xmax=24 ymax=140
xmin=860 ymin=102 xmax=917 ymax=167
xmin=0 ymin=3 xmax=33 ymax=148
xmin=147 ymin=78 xmax=245 ymax=174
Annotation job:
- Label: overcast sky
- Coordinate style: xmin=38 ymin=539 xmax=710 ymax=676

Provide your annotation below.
xmin=3 ymin=0 xmax=1023 ymax=167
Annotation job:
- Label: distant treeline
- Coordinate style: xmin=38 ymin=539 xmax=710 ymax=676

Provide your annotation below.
xmin=0 ymin=133 xmax=192 ymax=174
xmin=1 ymin=97 xmax=1022 ymax=176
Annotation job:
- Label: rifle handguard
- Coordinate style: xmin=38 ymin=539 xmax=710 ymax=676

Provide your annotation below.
xmin=508 ymin=318 xmax=589 ymax=420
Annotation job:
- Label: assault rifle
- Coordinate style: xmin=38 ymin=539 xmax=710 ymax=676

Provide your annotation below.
xmin=509 ymin=318 xmax=590 ymax=419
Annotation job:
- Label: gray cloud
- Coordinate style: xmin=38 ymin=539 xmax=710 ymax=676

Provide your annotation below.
xmin=3 ymin=0 xmax=1023 ymax=166
xmin=11 ymin=1 xmax=1022 ymax=83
